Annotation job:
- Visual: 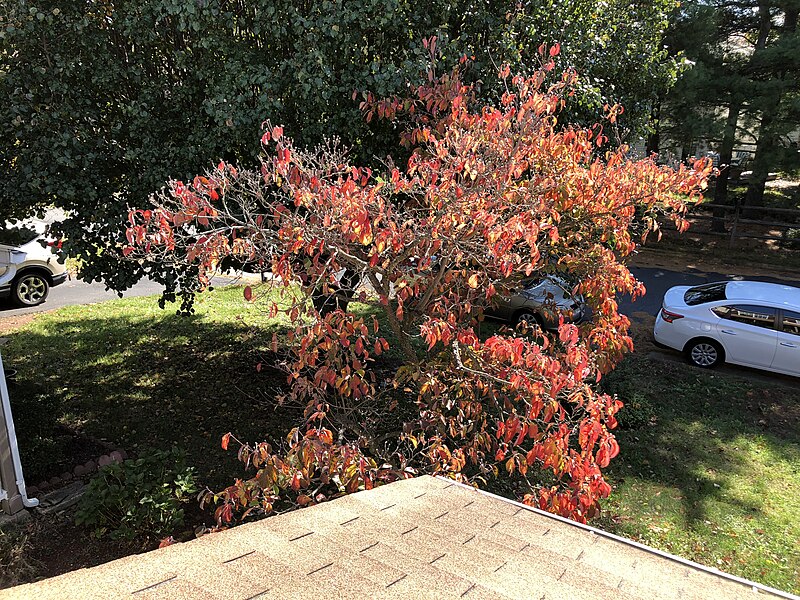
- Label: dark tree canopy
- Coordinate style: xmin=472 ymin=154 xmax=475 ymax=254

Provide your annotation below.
xmin=660 ymin=0 xmax=800 ymax=207
xmin=1 ymin=0 xmax=682 ymax=292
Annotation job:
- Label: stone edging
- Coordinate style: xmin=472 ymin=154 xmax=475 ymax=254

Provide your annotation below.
xmin=26 ymin=449 xmax=128 ymax=496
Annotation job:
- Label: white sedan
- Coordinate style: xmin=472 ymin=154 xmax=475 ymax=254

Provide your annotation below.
xmin=653 ymin=280 xmax=800 ymax=377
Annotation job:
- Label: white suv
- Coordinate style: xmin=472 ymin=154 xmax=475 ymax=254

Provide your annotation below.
xmin=0 ymin=230 xmax=68 ymax=307
xmin=653 ymin=280 xmax=800 ymax=377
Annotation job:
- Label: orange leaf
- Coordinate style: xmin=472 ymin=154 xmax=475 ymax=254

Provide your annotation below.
xmin=221 ymin=432 xmax=231 ymax=451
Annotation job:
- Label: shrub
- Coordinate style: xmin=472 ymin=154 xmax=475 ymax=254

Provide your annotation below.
xmin=780 ymin=227 xmax=800 ymax=249
xmin=75 ymin=448 xmax=197 ymax=541
xmin=128 ymin=53 xmax=710 ymax=523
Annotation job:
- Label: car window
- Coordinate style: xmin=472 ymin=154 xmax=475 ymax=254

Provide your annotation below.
xmin=684 ymin=282 xmax=727 ymax=306
xmin=0 ymin=227 xmax=39 ymax=247
xmin=528 ymin=280 xmax=570 ymax=301
xmin=712 ymin=304 xmax=776 ymax=329
xmin=782 ymin=310 xmax=800 ymax=336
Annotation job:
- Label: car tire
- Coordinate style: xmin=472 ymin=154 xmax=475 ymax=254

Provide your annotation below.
xmin=515 ymin=310 xmax=543 ymax=330
xmin=685 ymin=339 xmax=724 ymax=369
xmin=12 ymin=272 xmax=50 ymax=307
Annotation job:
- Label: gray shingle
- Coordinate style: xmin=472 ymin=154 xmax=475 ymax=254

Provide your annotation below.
xmin=3 ymin=476 xmax=790 ymax=600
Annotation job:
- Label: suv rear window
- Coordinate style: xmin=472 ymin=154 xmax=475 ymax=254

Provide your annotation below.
xmin=684 ymin=282 xmax=728 ymax=306
xmin=0 ymin=226 xmax=39 ymax=247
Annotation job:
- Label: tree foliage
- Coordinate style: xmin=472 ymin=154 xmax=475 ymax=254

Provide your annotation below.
xmin=127 ymin=53 xmax=711 ymax=523
xmin=1 ymin=0 xmax=682 ymax=294
xmin=661 ymin=0 xmax=800 ymax=206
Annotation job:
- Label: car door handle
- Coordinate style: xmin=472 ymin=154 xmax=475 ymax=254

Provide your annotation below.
xmin=780 ymin=342 xmax=798 ymax=348
xmin=720 ymin=330 xmax=736 ymax=335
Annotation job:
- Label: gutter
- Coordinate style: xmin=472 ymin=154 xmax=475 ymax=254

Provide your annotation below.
xmin=0 ymin=350 xmax=39 ymax=509
xmin=439 ymin=477 xmax=800 ymax=600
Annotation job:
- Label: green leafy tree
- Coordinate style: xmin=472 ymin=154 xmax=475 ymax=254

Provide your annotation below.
xmin=743 ymin=1 xmax=799 ymax=207
xmin=1 ymin=0 xmax=683 ymax=294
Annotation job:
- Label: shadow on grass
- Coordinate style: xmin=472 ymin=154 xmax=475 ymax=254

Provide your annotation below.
xmin=599 ymin=352 xmax=800 ymax=590
xmin=603 ymin=354 xmax=800 ymax=523
xmin=5 ymin=309 xmax=299 ymax=488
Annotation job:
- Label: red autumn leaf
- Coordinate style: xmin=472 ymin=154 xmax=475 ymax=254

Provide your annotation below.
xmin=290 ymin=471 xmax=302 ymax=491
xmin=221 ymin=432 xmax=231 ymax=451
xmin=318 ymin=428 xmax=334 ymax=445
xmin=243 ymin=286 xmax=253 ymax=301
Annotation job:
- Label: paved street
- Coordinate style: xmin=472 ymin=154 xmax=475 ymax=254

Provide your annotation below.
xmin=0 ymin=274 xmax=240 ymax=318
xmin=619 ymin=266 xmax=796 ymax=318
xmin=0 ymin=267 xmax=796 ymax=319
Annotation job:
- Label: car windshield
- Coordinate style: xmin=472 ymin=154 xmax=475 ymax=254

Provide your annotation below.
xmin=684 ymin=282 xmax=728 ymax=306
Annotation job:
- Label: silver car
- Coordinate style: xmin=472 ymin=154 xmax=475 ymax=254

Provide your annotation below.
xmin=486 ymin=276 xmax=587 ymax=330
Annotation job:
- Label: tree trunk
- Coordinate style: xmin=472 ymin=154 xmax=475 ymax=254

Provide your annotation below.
xmin=744 ymin=4 xmax=798 ymax=212
xmin=646 ymin=102 xmax=661 ymax=156
xmin=367 ymin=272 xmax=419 ymax=365
xmin=744 ymin=100 xmax=779 ymax=211
xmin=712 ymin=99 xmax=741 ymax=232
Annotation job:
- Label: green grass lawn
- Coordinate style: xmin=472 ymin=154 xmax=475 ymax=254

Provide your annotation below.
xmin=600 ymin=353 xmax=800 ymax=593
xmin=729 ymin=182 xmax=800 ymax=211
xmin=4 ymin=286 xmax=300 ymax=489
xmin=2 ymin=287 xmax=799 ymax=593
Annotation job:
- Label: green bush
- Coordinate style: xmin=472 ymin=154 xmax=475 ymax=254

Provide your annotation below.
xmin=780 ymin=228 xmax=800 ymax=249
xmin=75 ymin=448 xmax=197 ymax=541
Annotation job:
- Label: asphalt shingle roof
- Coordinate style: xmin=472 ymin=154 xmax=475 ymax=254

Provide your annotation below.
xmin=4 ymin=475 xmax=793 ymax=599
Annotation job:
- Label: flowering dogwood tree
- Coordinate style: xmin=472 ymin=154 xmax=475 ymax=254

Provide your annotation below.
xmin=126 ymin=48 xmax=710 ymax=524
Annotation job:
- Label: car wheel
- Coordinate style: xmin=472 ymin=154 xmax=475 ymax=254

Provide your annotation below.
xmin=12 ymin=272 xmax=50 ymax=307
xmin=686 ymin=339 xmax=723 ymax=369
xmin=515 ymin=311 xmax=543 ymax=330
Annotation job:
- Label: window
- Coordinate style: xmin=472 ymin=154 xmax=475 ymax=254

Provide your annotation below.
xmin=782 ymin=310 xmax=800 ymax=336
xmin=684 ymin=282 xmax=727 ymax=306
xmin=712 ymin=304 xmax=776 ymax=329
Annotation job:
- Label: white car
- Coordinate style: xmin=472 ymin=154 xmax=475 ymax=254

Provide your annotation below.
xmin=0 ymin=230 xmax=68 ymax=307
xmin=653 ymin=280 xmax=800 ymax=377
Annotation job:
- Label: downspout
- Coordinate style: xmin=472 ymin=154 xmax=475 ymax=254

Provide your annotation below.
xmin=0 ymin=350 xmax=39 ymax=508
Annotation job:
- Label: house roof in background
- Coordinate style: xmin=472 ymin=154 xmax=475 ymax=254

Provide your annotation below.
xmin=4 ymin=475 xmax=794 ymax=599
